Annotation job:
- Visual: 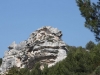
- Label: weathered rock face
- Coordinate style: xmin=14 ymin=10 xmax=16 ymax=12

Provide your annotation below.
xmin=0 ymin=26 xmax=68 ymax=74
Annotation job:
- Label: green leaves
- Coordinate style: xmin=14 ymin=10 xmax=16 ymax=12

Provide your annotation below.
xmin=86 ymin=41 xmax=95 ymax=50
xmin=0 ymin=58 xmax=2 ymax=66
xmin=94 ymin=66 xmax=100 ymax=75
xmin=76 ymin=0 xmax=100 ymax=41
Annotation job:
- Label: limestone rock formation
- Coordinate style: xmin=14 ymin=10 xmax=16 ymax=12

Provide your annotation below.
xmin=0 ymin=26 xmax=68 ymax=74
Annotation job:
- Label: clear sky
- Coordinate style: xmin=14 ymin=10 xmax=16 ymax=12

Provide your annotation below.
xmin=0 ymin=0 xmax=98 ymax=58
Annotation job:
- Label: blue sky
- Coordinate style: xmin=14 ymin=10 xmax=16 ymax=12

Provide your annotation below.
xmin=0 ymin=0 xmax=98 ymax=57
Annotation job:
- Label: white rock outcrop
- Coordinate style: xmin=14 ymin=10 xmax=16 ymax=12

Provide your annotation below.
xmin=0 ymin=26 xmax=68 ymax=74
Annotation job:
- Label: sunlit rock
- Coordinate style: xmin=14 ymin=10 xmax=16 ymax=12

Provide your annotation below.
xmin=0 ymin=26 xmax=68 ymax=74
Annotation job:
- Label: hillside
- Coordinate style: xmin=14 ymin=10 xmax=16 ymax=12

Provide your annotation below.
xmin=5 ymin=43 xmax=100 ymax=75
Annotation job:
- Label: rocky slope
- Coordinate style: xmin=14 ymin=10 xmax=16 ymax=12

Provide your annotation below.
xmin=0 ymin=26 xmax=68 ymax=74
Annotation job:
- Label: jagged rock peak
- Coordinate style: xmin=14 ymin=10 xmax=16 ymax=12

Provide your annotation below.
xmin=0 ymin=26 xmax=68 ymax=74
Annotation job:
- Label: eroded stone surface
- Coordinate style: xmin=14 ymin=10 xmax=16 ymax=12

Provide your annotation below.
xmin=0 ymin=26 xmax=68 ymax=74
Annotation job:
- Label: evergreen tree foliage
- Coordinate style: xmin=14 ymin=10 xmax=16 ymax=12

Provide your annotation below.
xmin=94 ymin=66 xmax=100 ymax=75
xmin=76 ymin=0 xmax=100 ymax=41
xmin=86 ymin=41 xmax=95 ymax=50
xmin=0 ymin=58 xmax=2 ymax=66
xmin=42 ymin=64 xmax=48 ymax=75
xmin=30 ymin=63 xmax=42 ymax=75
xmin=6 ymin=67 xmax=19 ymax=75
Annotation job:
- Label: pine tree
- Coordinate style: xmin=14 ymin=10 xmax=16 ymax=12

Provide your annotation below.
xmin=86 ymin=41 xmax=95 ymax=50
xmin=76 ymin=0 xmax=100 ymax=41
xmin=0 ymin=58 xmax=2 ymax=66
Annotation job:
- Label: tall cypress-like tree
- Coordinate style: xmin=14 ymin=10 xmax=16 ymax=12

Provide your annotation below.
xmin=0 ymin=58 xmax=2 ymax=66
xmin=76 ymin=0 xmax=100 ymax=41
